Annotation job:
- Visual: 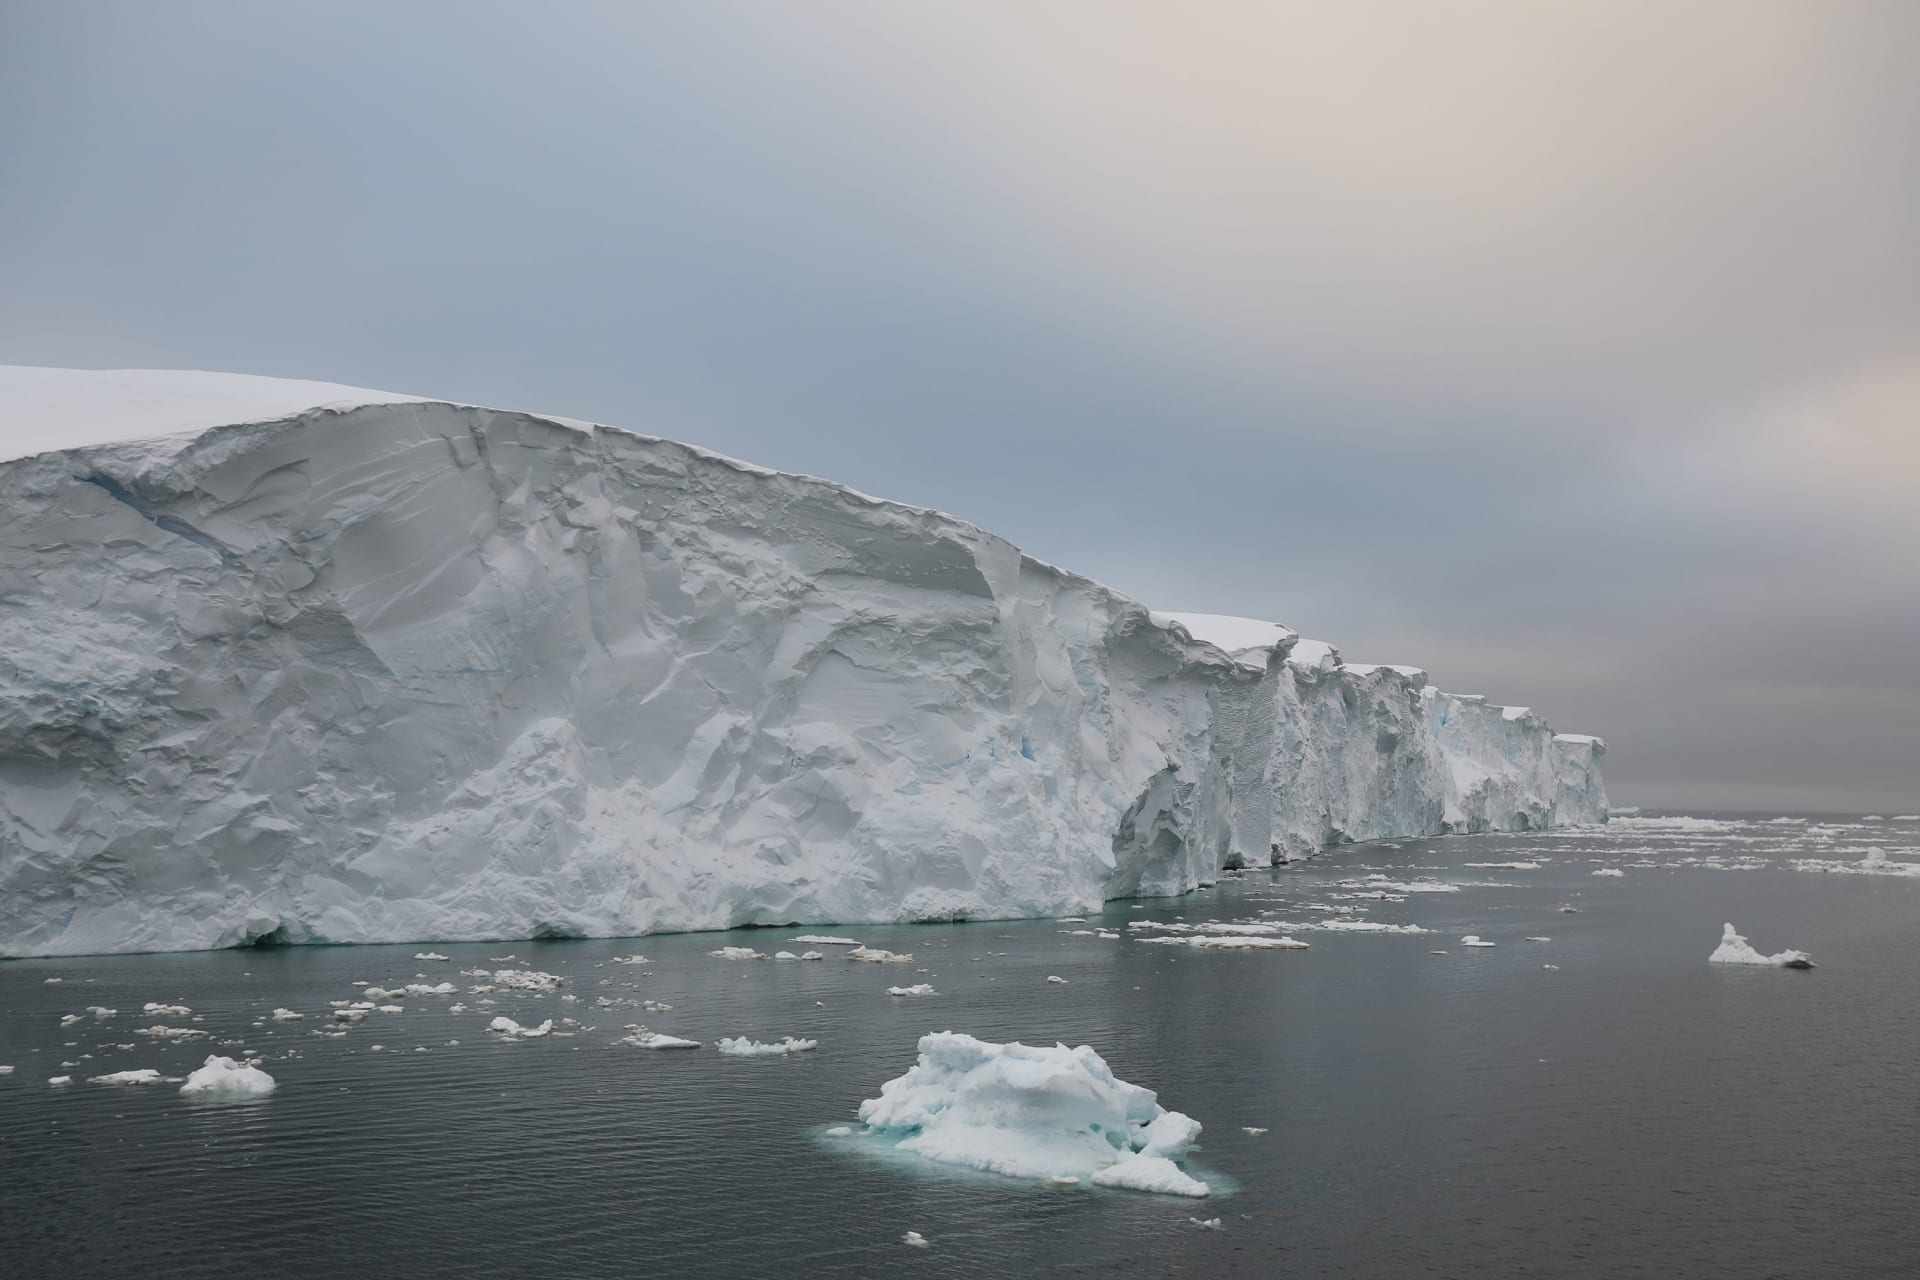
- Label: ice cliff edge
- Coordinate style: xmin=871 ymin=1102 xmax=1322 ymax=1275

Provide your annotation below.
xmin=0 ymin=367 xmax=1606 ymax=957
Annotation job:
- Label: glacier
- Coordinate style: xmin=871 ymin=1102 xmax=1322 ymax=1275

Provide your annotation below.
xmin=0 ymin=366 xmax=1606 ymax=957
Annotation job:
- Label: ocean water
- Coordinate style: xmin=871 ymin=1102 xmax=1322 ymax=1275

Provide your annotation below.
xmin=2 ymin=813 xmax=1916 ymax=1279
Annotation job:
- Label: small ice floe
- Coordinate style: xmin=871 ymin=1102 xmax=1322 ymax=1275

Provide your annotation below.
xmin=90 ymin=1069 xmax=166 ymax=1086
xmin=401 ymin=982 xmax=457 ymax=996
xmin=709 ymin=946 xmax=769 ymax=961
xmin=143 ymin=1003 xmax=191 ymax=1018
xmin=1190 ymin=1217 xmax=1223 ymax=1230
xmin=1558 ymin=905 xmax=1580 ymax=913
xmin=854 ymin=1032 xmax=1211 ymax=1197
xmin=48 ymin=1076 xmax=73 ymax=1086
xmin=139 ymin=1025 xmax=209 ymax=1039
xmin=1591 ymin=868 xmax=1625 ymax=878
xmin=465 ymin=968 xmax=565 ymax=993
xmin=334 ymin=1009 xmax=369 ymax=1023
xmin=1709 ymin=923 xmax=1814 ymax=969
xmin=1047 ymin=975 xmax=1069 ymax=985
xmin=270 ymin=1008 xmax=304 ymax=1022
xmin=716 ymin=1036 xmax=818 ymax=1057
xmin=1542 ymin=964 xmax=1560 ymax=971
xmin=888 ymin=984 xmax=938 ymax=997
xmin=799 ymin=951 xmax=824 ymax=961
xmin=640 ymin=1000 xmax=674 ymax=1012
xmin=1460 ymin=936 xmax=1497 ymax=948
xmin=59 ymin=1013 xmax=83 ymax=1027
xmin=1046 ymin=1175 xmax=1081 ymax=1187
xmin=413 ymin=952 xmax=450 ymax=961
xmin=1463 ymin=862 xmax=1541 ymax=870
xmin=774 ymin=951 xmax=801 ymax=961
xmin=1097 ymin=932 xmax=1121 ymax=940
xmin=790 ymin=935 xmax=863 ymax=946
xmin=44 ymin=978 xmax=63 ymax=984
xmin=824 ymin=1126 xmax=854 ymax=1137
xmin=902 ymin=1231 xmax=929 ymax=1249
xmin=1242 ymin=1126 xmax=1268 ymax=1136
xmin=377 ymin=1005 xmax=405 ymax=1015
xmin=618 ymin=1026 xmax=700 ymax=1049
xmin=0 ymin=1066 xmax=14 ymax=1075
xmin=1524 ymin=937 xmax=1552 ymax=943
xmin=611 ymin=955 xmax=650 ymax=966
xmin=448 ymin=1003 xmax=467 ymax=1014
xmin=1057 ymin=917 xmax=1088 ymax=923
xmin=87 ymin=1006 xmax=116 ymax=1019
xmin=487 ymin=1016 xmax=554 ymax=1039
xmin=847 ymin=947 xmax=913 ymax=964
xmin=180 ymin=1055 xmax=276 ymax=1099
xmin=1138 ymin=935 xmax=1309 ymax=951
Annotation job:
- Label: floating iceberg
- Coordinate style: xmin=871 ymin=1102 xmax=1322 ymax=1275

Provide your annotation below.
xmin=887 ymin=984 xmax=937 ymax=997
xmin=90 ymin=1068 xmax=166 ymax=1086
xmin=487 ymin=1016 xmax=553 ymax=1039
xmin=0 ymin=367 xmax=1608 ymax=957
xmin=179 ymin=1055 xmax=276 ymax=1099
xmin=716 ymin=1036 xmax=818 ymax=1056
xmin=847 ymin=948 xmax=913 ymax=964
xmin=1709 ymin=923 xmax=1814 ymax=969
xmin=855 ymin=1031 xmax=1210 ymax=1196
xmin=1138 ymin=934 xmax=1309 ymax=950
xmin=617 ymin=1027 xmax=700 ymax=1049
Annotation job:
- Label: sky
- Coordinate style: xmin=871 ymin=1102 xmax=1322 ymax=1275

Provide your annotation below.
xmin=2 ymin=1 xmax=1915 ymax=811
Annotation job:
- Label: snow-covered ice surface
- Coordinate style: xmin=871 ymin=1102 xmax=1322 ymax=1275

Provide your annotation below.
xmin=0 ymin=367 xmax=1606 ymax=957
xmin=854 ymin=1031 xmax=1211 ymax=1196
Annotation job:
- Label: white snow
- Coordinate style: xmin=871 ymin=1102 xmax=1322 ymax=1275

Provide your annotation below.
xmin=716 ymin=1036 xmax=819 ymax=1056
xmin=0 ymin=367 xmax=1609 ymax=958
xmin=887 ymin=984 xmax=938 ymax=997
xmin=179 ymin=1055 xmax=276 ymax=1099
xmin=1708 ymin=923 xmax=1814 ymax=969
xmin=856 ymin=1031 xmax=1210 ymax=1196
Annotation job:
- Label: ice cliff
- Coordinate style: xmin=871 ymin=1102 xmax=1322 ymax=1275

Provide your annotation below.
xmin=0 ymin=367 xmax=1607 ymax=957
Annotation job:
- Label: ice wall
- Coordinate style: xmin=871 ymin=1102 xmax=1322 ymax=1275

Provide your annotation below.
xmin=0 ymin=368 xmax=1606 ymax=957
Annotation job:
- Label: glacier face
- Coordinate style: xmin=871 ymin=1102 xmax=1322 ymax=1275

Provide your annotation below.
xmin=0 ymin=368 xmax=1606 ymax=957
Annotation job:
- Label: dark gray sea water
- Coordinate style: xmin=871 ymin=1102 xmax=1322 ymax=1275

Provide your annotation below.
xmin=3 ymin=812 xmax=1917 ymax=1279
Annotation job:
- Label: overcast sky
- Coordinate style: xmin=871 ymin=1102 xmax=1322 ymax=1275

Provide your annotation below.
xmin=3 ymin=2 xmax=1915 ymax=811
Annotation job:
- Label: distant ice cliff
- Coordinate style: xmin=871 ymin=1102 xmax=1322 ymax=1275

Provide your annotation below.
xmin=0 ymin=367 xmax=1606 ymax=956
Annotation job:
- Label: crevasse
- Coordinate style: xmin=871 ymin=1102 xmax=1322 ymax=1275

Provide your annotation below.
xmin=0 ymin=368 xmax=1606 ymax=957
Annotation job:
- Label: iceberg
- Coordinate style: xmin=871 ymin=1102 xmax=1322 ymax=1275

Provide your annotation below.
xmin=716 ymin=1036 xmax=818 ymax=1056
xmin=1709 ymin=923 xmax=1814 ymax=969
xmin=179 ymin=1055 xmax=276 ymax=1099
xmin=0 ymin=367 xmax=1608 ymax=957
xmin=857 ymin=1032 xmax=1211 ymax=1196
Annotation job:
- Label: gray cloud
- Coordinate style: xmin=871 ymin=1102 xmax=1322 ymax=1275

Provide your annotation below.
xmin=2 ymin=1 xmax=1915 ymax=809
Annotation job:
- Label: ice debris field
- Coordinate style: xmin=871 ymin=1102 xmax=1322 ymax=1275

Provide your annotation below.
xmin=0 ymin=367 xmax=1606 ymax=958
